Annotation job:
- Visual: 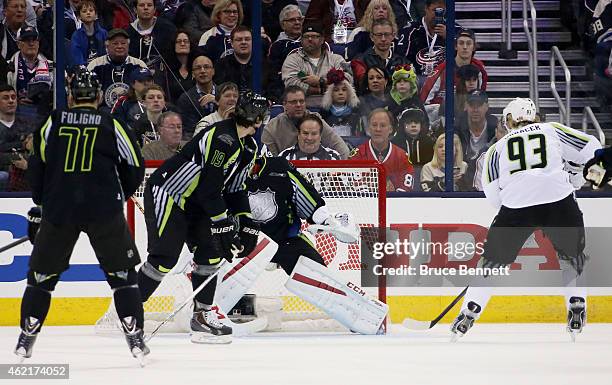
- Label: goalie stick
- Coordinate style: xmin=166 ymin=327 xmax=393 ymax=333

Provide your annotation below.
xmin=401 ymin=286 xmax=468 ymax=330
xmin=0 ymin=236 xmax=28 ymax=254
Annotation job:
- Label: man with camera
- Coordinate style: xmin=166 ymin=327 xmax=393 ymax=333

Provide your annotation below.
xmin=394 ymin=0 xmax=461 ymax=76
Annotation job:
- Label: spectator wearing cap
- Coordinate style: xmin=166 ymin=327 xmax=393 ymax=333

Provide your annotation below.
xmin=126 ymin=0 xmax=177 ymax=74
xmin=267 ymin=4 xmax=304 ymax=102
xmin=111 ymin=66 xmax=155 ymax=129
xmin=6 ymin=26 xmax=53 ymax=117
xmin=304 ymin=0 xmax=367 ymax=41
xmin=320 ymin=67 xmax=362 ymax=137
xmin=176 ymin=55 xmax=218 ymax=139
xmin=197 ymin=0 xmax=244 ymax=62
xmin=282 ymin=21 xmax=353 ymax=108
xmin=262 ymin=85 xmax=350 ymax=158
xmin=1 ymin=0 xmax=27 ymax=60
xmin=351 ymin=19 xmax=410 ymax=86
xmin=278 ymin=114 xmax=342 ymax=160
xmin=69 ymin=0 xmax=108 ymax=67
xmin=87 ymin=28 xmax=147 ymax=109
xmin=420 ymin=28 xmax=487 ymax=105
xmin=214 ymin=26 xmax=264 ymax=93
xmin=388 ymin=64 xmax=429 ymax=126
xmin=455 ymin=90 xmax=498 ymax=165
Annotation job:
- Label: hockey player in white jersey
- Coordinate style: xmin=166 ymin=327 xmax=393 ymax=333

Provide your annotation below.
xmin=450 ymin=98 xmax=602 ymax=341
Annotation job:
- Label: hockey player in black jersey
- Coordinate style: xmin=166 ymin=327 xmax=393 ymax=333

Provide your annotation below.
xmin=137 ymin=90 xmax=269 ymax=344
xmin=213 ymin=156 xmax=388 ymax=335
xmin=15 ymin=68 xmax=148 ymax=364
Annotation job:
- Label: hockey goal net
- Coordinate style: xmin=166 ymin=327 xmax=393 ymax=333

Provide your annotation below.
xmin=95 ymin=159 xmax=386 ymax=333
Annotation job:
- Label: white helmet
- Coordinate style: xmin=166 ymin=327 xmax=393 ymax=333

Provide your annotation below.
xmin=502 ymin=98 xmax=537 ymax=129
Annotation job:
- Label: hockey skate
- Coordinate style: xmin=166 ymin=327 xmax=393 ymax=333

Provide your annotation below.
xmin=567 ymin=296 xmax=586 ymax=342
xmin=190 ymin=308 xmax=232 ymax=344
xmin=450 ymin=301 xmax=481 ymax=342
xmin=120 ymin=316 xmax=150 ymax=367
xmin=14 ymin=317 xmax=41 ymax=362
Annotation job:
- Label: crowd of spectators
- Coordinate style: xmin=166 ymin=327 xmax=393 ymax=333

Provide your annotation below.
xmin=1 ymin=0 xmax=606 ymax=193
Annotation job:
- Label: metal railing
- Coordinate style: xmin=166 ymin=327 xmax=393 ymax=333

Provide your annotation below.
xmin=522 ymin=0 xmax=539 ymax=109
xmin=550 ymin=46 xmax=572 ymax=126
xmin=582 ymin=107 xmax=606 ymax=145
xmin=499 ymin=0 xmax=517 ymax=59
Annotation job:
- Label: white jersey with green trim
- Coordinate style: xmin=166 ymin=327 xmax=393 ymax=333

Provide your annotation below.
xmin=482 ymin=122 xmax=602 ymax=209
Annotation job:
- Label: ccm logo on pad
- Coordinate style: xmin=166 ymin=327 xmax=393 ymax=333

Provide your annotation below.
xmin=347 ymin=282 xmax=366 ymax=297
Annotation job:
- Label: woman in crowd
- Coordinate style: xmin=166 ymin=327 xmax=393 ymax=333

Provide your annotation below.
xmin=420 ymin=133 xmax=469 ymax=192
xmin=156 ymin=30 xmax=196 ymax=104
xmin=358 ymin=64 xmax=391 ymax=128
xmin=198 ymin=0 xmax=244 ymax=61
xmin=193 ymin=82 xmax=239 ymax=135
xmin=346 ymin=0 xmax=396 ymax=59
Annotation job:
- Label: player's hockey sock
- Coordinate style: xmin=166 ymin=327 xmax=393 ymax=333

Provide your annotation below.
xmin=137 ymin=265 xmax=163 ymax=302
xmin=192 ymin=273 xmax=217 ymax=306
xmin=20 ymin=286 xmax=51 ymax=332
xmin=114 ymin=287 xmax=145 ymax=329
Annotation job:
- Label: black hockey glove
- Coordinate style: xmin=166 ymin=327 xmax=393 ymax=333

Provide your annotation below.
xmin=210 ymin=218 xmax=242 ymax=262
xmin=238 ymin=216 xmax=260 ymax=259
xmin=583 ymin=148 xmax=612 ymax=187
xmin=27 ymin=207 xmax=42 ymax=245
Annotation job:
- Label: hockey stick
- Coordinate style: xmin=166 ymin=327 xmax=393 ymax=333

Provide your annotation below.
xmin=0 ymin=236 xmax=29 ymax=254
xmin=145 ymin=258 xmax=229 ymax=342
xmin=401 ymin=286 xmax=468 ymax=330
xmin=130 ymin=196 xmax=145 ymax=215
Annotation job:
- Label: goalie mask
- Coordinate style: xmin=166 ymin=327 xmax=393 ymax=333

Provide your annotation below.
xmin=234 ymin=90 xmax=269 ymax=128
xmin=70 ymin=66 xmax=101 ymax=102
xmin=502 ymin=97 xmax=536 ymax=130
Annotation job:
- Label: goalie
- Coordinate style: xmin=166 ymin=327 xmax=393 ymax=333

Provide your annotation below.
xmin=214 ymin=155 xmax=388 ymax=335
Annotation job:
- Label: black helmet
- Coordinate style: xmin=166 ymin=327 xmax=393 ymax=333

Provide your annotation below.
xmin=70 ymin=66 xmax=100 ymax=102
xmin=233 ymin=90 xmax=269 ymax=127
xmin=399 ymin=108 xmax=426 ymax=127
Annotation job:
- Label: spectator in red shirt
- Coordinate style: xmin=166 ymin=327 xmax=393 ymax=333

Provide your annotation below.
xmin=351 ymin=108 xmax=414 ymax=191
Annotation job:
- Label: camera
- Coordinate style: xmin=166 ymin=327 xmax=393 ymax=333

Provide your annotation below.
xmin=434 ymin=8 xmax=445 ymax=26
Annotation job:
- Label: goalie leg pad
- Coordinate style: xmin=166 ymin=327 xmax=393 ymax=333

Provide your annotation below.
xmin=285 ymin=256 xmax=388 ymax=335
xmin=214 ymin=234 xmax=279 ymax=313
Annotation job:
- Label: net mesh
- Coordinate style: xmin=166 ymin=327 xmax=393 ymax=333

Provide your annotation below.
xmin=95 ymin=161 xmax=384 ymax=333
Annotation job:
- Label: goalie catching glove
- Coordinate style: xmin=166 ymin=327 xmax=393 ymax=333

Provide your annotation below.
xmin=583 ymin=147 xmax=612 ymax=187
xmin=237 ymin=215 xmax=260 ymax=258
xmin=308 ymin=206 xmax=360 ymax=243
xmin=210 ymin=217 xmax=242 ymax=262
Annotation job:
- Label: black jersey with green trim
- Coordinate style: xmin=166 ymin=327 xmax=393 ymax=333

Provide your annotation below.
xmin=147 ymin=118 xmax=257 ymax=220
xmin=29 ymin=106 xmax=144 ymax=224
xmin=246 ymin=157 xmax=325 ymax=243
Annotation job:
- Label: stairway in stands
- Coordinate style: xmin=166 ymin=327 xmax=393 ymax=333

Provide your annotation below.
xmin=456 ymin=0 xmax=611 ymax=138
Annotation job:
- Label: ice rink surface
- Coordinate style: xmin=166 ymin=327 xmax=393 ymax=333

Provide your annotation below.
xmin=1 ymin=323 xmax=611 ymax=385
